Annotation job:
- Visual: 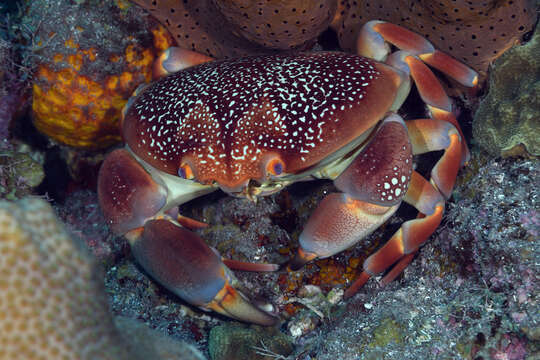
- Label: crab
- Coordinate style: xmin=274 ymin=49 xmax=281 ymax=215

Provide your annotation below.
xmin=98 ymin=21 xmax=478 ymax=326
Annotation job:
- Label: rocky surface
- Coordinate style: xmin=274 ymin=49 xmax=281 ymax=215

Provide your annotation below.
xmin=473 ymin=24 xmax=540 ymax=157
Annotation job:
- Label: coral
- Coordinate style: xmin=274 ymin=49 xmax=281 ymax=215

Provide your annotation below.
xmin=473 ymin=22 xmax=540 ymax=157
xmin=130 ymin=0 xmax=337 ymax=58
xmin=332 ymin=0 xmax=537 ymax=75
xmin=213 ymin=0 xmax=337 ymax=50
xmin=0 ymin=197 xmax=206 ymax=359
xmin=27 ymin=0 xmax=173 ymax=149
xmin=0 ymin=197 xmax=130 ymax=359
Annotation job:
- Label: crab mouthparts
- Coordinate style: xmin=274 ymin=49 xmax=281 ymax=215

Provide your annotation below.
xmin=219 ymin=179 xmax=262 ymax=202
xmin=219 ymin=179 xmax=285 ymax=202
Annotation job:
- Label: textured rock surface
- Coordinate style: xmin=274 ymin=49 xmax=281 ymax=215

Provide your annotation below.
xmin=287 ymin=157 xmax=539 ymax=359
xmin=208 ymin=323 xmax=293 ymax=360
xmin=473 ymin=23 xmax=540 ymax=157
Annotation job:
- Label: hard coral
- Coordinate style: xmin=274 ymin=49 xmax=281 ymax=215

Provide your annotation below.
xmin=333 ymin=0 xmax=537 ymax=75
xmin=0 ymin=197 xmax=130 ymax=359
xmin=0 ymin=197 xmax=206 ymax=360
xmin=28 ymin=0 xmax=173 ymax=149
xmin=131 ymin=0 xmax=337 ymax=58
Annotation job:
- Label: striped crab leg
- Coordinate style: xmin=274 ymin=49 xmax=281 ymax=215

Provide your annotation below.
xmin=288 ymin=114 xmax=412 ymax=270
xmin=153 ymin=47 xmax=214 ymax=79
xmin=357 ymin=20 xmax=478 ymax=87
xmin=343 ymin=170 xmax=446 ymax=298
xmin=357 ymin=20 xmax=478 ymax=165
xmin=289 ymin=112 xmax=462 ymax=299
xmin=344 ymin=111 xmax=464 ymax=296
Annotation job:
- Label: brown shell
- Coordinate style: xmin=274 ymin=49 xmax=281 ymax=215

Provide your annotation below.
xmin=333 ymin=0 xmax=537 ymax=74
xmin=123 ymin=52 xmax=401 ymax=188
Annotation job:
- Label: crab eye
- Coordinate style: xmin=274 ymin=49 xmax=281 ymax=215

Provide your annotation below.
xmin=178 ymin=163 xmax=194 ymax=180
xmin=266 ymin=158 xmax=285 ymax=176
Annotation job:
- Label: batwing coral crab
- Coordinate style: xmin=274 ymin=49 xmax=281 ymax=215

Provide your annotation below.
xmin=98 ymin=21 xmax=477 ymax=325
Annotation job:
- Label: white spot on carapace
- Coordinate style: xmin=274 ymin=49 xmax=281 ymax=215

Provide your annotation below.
xmin=128 ymin=51 xmax=381 ymax=183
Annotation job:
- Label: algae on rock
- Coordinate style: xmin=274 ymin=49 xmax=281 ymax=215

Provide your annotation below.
xmin=473 ymin=23 xmax=540 ymax=157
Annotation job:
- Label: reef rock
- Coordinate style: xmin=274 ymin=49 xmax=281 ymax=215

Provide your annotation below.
xmin=473 ymin=23 xmax=540 ymax=157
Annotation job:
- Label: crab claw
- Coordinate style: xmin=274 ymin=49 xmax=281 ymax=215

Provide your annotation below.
xmin=126 ymin=219 xmax=279 ymax=326
xmin=288 ymin=247 xmax=318 ymax=271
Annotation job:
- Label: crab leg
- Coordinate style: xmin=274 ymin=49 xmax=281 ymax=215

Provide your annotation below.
xmin=153 ymin=47 xmax=214 ymax=79
xmin=387 ymin=51 xmax=470 ymax=165
xmin=357 ymin=20 xmax=478 ymax=87
xmin=344 ymin=171 xmax=445 ymax=298
xmin=290 ymin=108 xmax=464 ymax=297
xmin=358 ymin=20 xmax=478 ymax=164
xmin=126 ymin=221 xmax=277 ymax=324
xmin=289 ymin=113 xmax=412 ymax=270
xmin=98 ymin=149 xmax=278 ymax=325
xmin=406 ymin=118 xmax=463 ymax=198
xmin=343 ymin=117 xmax=464 ymax=297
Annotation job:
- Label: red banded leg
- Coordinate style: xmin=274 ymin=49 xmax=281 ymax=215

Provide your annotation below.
xmin=357 ymin=20 xmax=477 ymax=164
xmin=406 ymin=118 xmax=464 ymax=198
xmin=288 ymin=113 xmax=413 ymax=270
xmin=288 ymin=103 xmax=465 ymax=298
xmin=98 ymin=149 xmax=278 ymax=325
xmin=357 ymin=20 xmax=478 ymax=87
xmin=344 ymin=171 xmax=445 ymax=298
xmin=344 ymin=116 xmax=464 ymax=297
xmin=153 ymin=47 xmax=214 ymax=79
xmin=400 ymin=55 xmax=470 ymax=165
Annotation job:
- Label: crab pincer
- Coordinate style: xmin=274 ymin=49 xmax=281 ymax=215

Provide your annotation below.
xmin=127 ymin=220 xmax=278 ymax=325
xmin=98 ymin=149 xmax=278 ymax=326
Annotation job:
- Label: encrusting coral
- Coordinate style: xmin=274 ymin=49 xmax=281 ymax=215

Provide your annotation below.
xmin=0 ymin=198 xmax=206 ymax=360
